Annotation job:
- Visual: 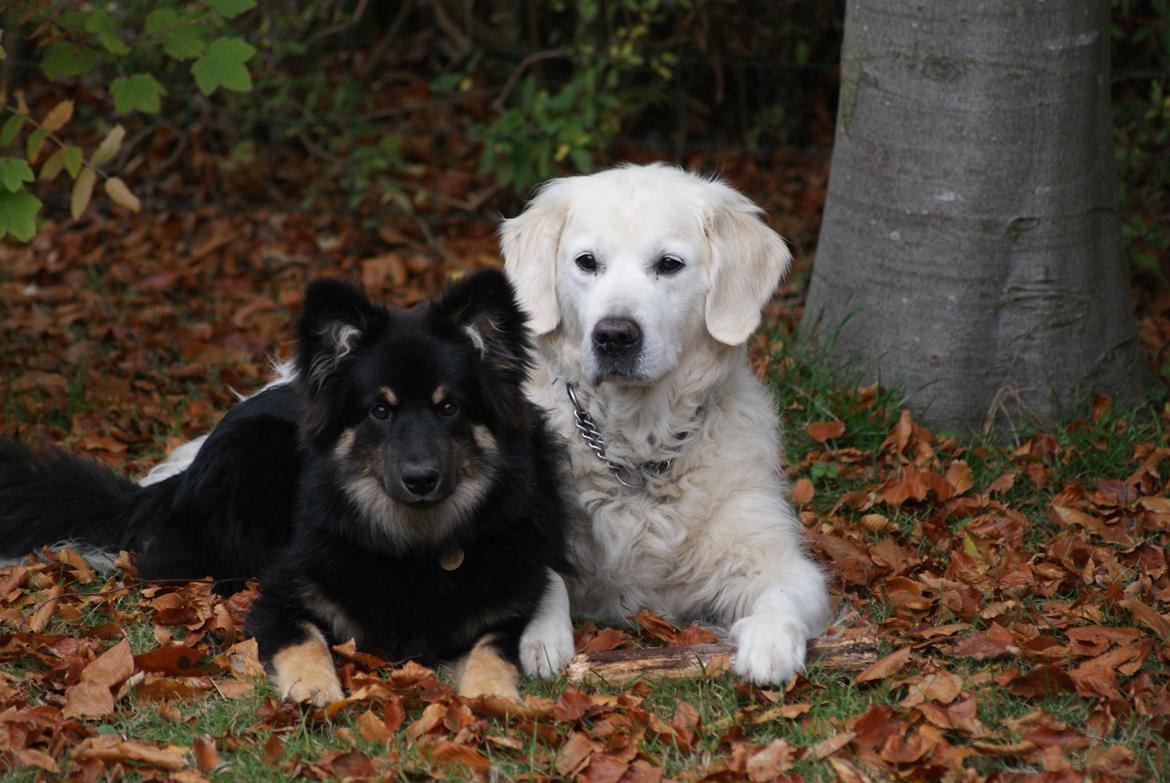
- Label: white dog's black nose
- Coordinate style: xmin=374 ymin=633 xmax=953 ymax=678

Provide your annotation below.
xmin=593 ymin=318 xmax=643 ymax=357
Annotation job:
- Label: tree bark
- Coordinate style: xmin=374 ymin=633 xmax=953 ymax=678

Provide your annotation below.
xmin=801 ymin=1 xmax=1151 ymax=432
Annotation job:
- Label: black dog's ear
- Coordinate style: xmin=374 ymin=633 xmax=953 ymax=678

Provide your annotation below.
xmin=296 ymin=279 xmax=383 ymax=394
xmin=431 ymin=268 xmax=533 ymax=385
xmin=432 ymin=269 xmax=534 ymax=427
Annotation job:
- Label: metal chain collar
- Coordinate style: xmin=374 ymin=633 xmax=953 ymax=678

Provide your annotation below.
xmin=565 ymin=382 xmax=673 ymax=489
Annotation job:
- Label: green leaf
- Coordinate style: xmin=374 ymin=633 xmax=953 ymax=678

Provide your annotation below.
xmin=63 ymin=145 xmax=83 ymax=178
xmin=569 ymin=146 xmax=593 ymax=173
xmin=430 ymin=73 xmax=462 ymax=93
xmin=191 ymin=36 xmax=255 ymax=95
xmin=26 ymin=129 xmax=47 ymax=164
xmin=0 ymin=114 xmax=23 ymax=146
xmin=203 ymin=0 xmax=257 ymax=18
xmin=84 ymin=9 xmax=130 ymax=56
xmin=0 ymin=157 xmax=34 ymax=191
xmin=145 ymin=9 xmax=208 ymax=61
xmin=0 ymin=190 xmax=42 ymax=242
xmin=40 ymin=41 xmax=106 ymax=79
xmin=144 ymin=8 xmax=177 ymax=31
xmin=111 ymin=74 xmax=166 ymax=114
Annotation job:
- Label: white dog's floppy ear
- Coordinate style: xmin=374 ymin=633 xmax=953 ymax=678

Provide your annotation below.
xmin=499 ymin=180 xmax=569 ymax=335
xmin=704 ymin=184 xmax=792 ymax=346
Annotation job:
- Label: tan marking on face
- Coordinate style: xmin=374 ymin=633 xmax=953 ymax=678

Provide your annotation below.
xmin=380 ymin=387 xmax=398 ymax=405
xmin=301 ymin=584 xmax=361 ymax=644
xmin=431 ymin=384 xmax=449 ymax=405
xmin=332 ymin=427 xmax=357 ymax=461
xmin=452 ymin=634 xmax=520 ymax=701
xmin=271 ymin=623 xmax=344 ymax=706
xmin=471 ymin=425 xmax=498 ymax=454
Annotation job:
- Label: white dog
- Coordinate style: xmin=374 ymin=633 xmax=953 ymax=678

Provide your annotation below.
xmin=505 ymin=163 xmax=831 ymax=685
xmin=143 ymin=163 xmax=830 ymax=686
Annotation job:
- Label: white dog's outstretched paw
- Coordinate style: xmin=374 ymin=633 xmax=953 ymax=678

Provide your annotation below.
xmin=729 ymin=614 xmax=808 ymax=685
xmin=519 ymin=615 xmax=575 ymax=678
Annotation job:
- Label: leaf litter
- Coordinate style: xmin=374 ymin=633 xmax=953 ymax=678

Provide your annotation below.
xmin=1 ymin=154 xmax=1169 ymax=781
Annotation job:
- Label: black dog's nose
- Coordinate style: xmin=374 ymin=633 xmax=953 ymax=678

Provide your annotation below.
xmin=592 ymin=318 xmax=642 ymax=356
xmin=401 ymin=466 xmax=440 ymax=497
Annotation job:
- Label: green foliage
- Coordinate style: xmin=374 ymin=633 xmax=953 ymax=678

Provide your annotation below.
xmin=191 ymin=36 xmax=256 ymax=94
xmin=0 ymin=190 xmax=41 ymax=241
xmin=1 ymin=0 xmax=260 ymax=242
xmin=144 ymin=9 xmax=209 ymax=61
xmin=472 ymin=0 xmax=688 ymax=191
xmin=110 ymin=73 xmax=166 ymax=114
xmin=0 ymin=157 xmax=35 ymax=191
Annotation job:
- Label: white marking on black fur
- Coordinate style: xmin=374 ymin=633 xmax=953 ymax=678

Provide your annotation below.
xmin=139 ymin=435 xmax=208 ymax=486
xmin=309 ymin=323 xmax=362 ymax=390
xmin=463 ymin=324 xmax=488 ymax=356
xmin=464 ymin=318 xmax=521 ymax=368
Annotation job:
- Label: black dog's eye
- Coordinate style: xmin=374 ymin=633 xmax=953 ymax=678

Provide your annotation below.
xmin=437 ymin=400 xmax=460 ymax=417
xmin=371 ymin=402 xmax=393 ymax=420
xmin=656 ymin=255 xmax=685 ymax=275
xmin=575 ymin=253 xmax=598 ymax=273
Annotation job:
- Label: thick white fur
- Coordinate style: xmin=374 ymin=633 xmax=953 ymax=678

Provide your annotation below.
xmin=500 ymin=163 xmax=831 ymax=684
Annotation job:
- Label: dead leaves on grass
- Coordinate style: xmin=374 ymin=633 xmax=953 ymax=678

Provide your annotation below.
xmin=794 ymin=405 xmax=1170 ymax=780
xmin=2 ymin=304 xmax=1168 ymax=783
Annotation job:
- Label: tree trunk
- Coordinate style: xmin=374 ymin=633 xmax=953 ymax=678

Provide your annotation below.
xmin=801 ymin=1 xmax=1151 ymax=432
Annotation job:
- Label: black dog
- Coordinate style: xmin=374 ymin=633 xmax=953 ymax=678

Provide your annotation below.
xmin=0 ymin=270 xmax=569 ymax=703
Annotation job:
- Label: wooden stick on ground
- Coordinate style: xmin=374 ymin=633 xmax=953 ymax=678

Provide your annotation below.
xmin=565 ymin=631 xmax=881 ymax=685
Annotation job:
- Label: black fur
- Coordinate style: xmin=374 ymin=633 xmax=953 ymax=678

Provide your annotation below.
xmin=0 ymin=269 xmax=569 ymax=679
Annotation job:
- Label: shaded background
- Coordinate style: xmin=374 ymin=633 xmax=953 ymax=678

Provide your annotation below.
xmin=0 ymin=0 xmax=1166 ymax=471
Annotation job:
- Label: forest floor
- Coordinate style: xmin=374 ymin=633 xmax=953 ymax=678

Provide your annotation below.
xmin=1 ymin=149 xmax=1169 ymax=782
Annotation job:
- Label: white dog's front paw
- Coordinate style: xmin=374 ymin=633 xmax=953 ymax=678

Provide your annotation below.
xmin=519 ymin=614 xmax=575 ymax=678
xmin=729 ymin=613 xmax=808 ymax=685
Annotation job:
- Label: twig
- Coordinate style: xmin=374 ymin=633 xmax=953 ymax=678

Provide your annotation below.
xmin=431 ymin=1 xmax=471 ymax=63
xmin=153 ymin=128 xmax=190 ymax=175
xmin=361 ymin=1 xmax=414 ymax=77
xmin=400 ymin=181 xmax=502 ymax=213
xmin=306 ymin=0 xmax=370 ymax=45
xmin=412 ymin=215 xmax=453 ymax=265
xmin=296 ymin=131 xmax=346 ymax=166
xmin=362 ymin=89 xmax=493 ymax=120
xmin=491 ymin=49 xmax=570 ymax=112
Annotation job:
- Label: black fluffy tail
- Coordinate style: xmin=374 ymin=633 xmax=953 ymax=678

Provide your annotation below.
xmin=0 ymin=438 xmax=145 ymax=560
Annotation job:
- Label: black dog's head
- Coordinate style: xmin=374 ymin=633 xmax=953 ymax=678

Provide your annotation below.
xmin=294 ymin=269 xmax=533 ymax=548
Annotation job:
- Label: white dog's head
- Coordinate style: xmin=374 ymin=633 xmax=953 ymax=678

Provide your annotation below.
xmin=500 ymin=163 xmax=792 ymax=386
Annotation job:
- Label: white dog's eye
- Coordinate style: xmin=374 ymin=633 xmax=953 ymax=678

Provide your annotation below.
xmin=574 ymin=252 xmax=598 ymax=273
xmin=656 ymin=255 xmax=685 ymax=275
